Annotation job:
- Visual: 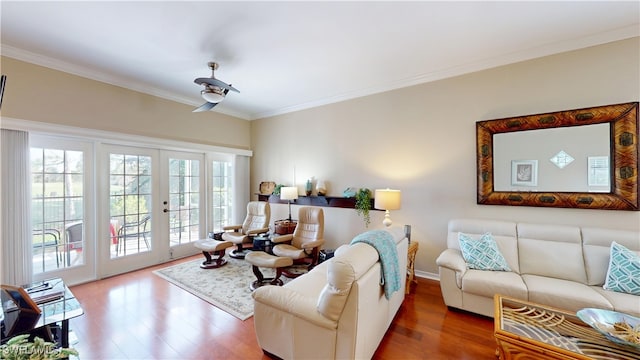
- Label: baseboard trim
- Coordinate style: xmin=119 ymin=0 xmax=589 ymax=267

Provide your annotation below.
xmin=415 ymin=270 xmax=439 ymax=281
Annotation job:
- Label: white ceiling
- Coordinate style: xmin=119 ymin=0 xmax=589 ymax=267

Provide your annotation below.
xmin=1 ymin=1 xmax=639 ymax=120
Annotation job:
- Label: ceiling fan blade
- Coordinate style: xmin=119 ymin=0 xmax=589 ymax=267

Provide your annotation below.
xmin=192 ymin=102 xmax=217 ymax=112
xmin=194 ymin=77 xmax=239 ymax=92
xmin=226 ymin=84 xmax=239 ymax=93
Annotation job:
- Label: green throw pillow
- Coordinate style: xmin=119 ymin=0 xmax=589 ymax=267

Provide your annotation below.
xmin=458 ymin=232 xmax=511 ymax=271
xmin=603 ymin=241 xmax=640 ymax=296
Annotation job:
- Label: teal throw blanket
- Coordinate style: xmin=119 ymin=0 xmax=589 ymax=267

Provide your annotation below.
xmin=350 ymin=230 xmax=400 ymax=299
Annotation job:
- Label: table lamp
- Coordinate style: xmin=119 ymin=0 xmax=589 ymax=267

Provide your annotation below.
xmin=280 ymin=186 xmax=298 ymax=221
xmin=374 ymin=189 xmax=401 ymax=227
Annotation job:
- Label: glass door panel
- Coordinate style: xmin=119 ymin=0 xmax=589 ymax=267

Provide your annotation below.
xmin=31 ymin=147 xmax=85 ymax=271
xmin=163 ymin=151 xmax=204 ymax=259
xmin=100 ymin=145 xmax=161 ymax=278
xmin=168 ymin=158 xmax=200 ymax=245
xmin=30 ymin=135 xmax=95 ymax=286
xmin=109 ymin=153 xmax=153 ymax=258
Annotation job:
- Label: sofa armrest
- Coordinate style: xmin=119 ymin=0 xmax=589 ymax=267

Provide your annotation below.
xmin=252 ymin=285 xmax=337 ymax=330
xmin=223 ymin=225 xmax=242 ymax=231
xmin=271 ymin=234 xmax=293 ymax=243
xmin=246 ymin=227 xmax=269 ymax=236
xmin=334 ymin=244 xmax=350 ymax=257
xmin=301 ymin=239 xmax=325 ymax=250
xmin=436 ymin=249 xmax=467 ymax=279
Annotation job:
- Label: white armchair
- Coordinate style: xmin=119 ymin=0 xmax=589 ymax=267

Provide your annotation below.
xmin=272 ymin=206 xmax=324 ymax=276
xmin=222 ymin=201 xmax=270 ymax=259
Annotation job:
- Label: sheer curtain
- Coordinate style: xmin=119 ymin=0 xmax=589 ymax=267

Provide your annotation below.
xmin=1 ymin=129 xmax=32 ymax=285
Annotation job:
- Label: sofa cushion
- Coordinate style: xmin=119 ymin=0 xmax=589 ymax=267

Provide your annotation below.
xmin=461 ymin=269 xmax=527 ymax=300
xmin=517 ymin=223 xmax=587 ymax=284
xmin=459 ymin=233 xmax=511 ymax=271
xmin=592 ymin=286 xmax=640 ymax=317
xmin=448 ymin=219 xmax=519 ymax=273
xmin=604 ymin=242 xmax=640 ymax=296
xmin=582 ymin=227 xmax=640 ymax=286
xmin=523 ymin=274 xmax=612 ymax=313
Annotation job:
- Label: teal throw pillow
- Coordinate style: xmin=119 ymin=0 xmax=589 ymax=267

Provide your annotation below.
xmin=458 ymin=232 xmax=511 ymax=271
xmin=603 ymin=241 xmax=640 ymax=296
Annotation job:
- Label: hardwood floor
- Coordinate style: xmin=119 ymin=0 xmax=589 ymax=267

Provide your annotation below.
xmin=68 ymin=255 xmax=496 ymax=359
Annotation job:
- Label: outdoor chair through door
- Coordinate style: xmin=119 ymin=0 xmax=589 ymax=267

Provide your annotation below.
xmin=116 ymin=215 xmax=151 ymax=255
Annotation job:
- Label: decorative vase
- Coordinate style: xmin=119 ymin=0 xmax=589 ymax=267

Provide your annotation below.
xmin=316 ymin=180 xmax=327 ymax=196
xmin=305 ymin=179 xmax=312 ymax=196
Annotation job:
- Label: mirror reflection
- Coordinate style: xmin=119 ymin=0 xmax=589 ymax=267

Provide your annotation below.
xmin=493 ymin=123 xmax=610 ymax=192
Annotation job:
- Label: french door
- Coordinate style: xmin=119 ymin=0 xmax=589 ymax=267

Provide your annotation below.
xmin=16 ymin=120 xmax=243 ymax=286
xmin=99 ymin=145 xmax=205 ymax=277
xmin=163 ymin=151 xmax=206 ymax=259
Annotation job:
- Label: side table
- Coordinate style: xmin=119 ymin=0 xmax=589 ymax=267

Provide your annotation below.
xmin=406 ymin=241 xmax=419 ymax=294
xmin=252 ymin=234 xmax=273 ymax=254
xmin=1 ymin=278 xmax=83 ymax=348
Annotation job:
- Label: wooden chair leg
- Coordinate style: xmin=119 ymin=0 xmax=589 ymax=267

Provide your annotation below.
xmin=272 ymin=267 xmax=285 ymax=285
xmin=229 ymin=243 xmax=249 ymax=259
xmin=252 ymin=265 xmax=265 ymax=283
xmin=200 ymin=250 xmax=228 ymax=269
xmin=250 ymin=265 xmax=285 ymax=290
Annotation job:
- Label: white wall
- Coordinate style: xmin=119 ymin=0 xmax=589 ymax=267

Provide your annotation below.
xmin=250 ymin=38 xmax=640 ymax=277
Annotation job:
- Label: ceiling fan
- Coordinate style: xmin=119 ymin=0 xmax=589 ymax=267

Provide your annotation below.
xmin=193 ymin=62 xmax=239 ymax=112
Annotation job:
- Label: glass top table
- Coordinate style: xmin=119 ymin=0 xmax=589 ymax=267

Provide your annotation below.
xmin=494 ymin=295 xmax=640 ymax=360
xmin=1 ymin=277 xmax=83 ymax=348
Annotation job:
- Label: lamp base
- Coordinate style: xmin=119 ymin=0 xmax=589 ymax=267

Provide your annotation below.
xmin=382 ymin=210 xmax=393 ymax=228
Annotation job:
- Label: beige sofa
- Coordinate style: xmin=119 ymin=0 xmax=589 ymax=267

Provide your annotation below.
xmin=252 ymin=227 xmax=409 ymax=360
xmin=436 ymin=218 xmax=640 ymax=318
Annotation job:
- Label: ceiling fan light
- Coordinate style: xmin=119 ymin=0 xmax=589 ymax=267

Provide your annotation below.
xmin=201 ymin=88 xmax=225 ymax=103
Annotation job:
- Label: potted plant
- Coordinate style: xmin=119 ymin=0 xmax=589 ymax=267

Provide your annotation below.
xmin=355 ymin=188 xmax=372 ymax=228
xmin=0 ymin=334 xmax=78 ymax=360
xmin=273 ymin=184 xmax=284 ymax=196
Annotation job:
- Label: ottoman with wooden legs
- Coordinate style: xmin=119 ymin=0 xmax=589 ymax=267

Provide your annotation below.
xmin=193 ymin=239 xmax=233 ymax=269
xmin=245 ymin=251 xmax=293 ymax=290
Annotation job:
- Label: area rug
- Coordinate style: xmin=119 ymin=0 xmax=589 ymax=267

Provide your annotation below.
xmin=153 ymin=257 xmax=291 ymax=321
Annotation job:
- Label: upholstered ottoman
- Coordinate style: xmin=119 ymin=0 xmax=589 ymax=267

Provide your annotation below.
xmin=245 ymin=251 xmax=293 ymax=290
xmin=193 ymin=239 xmax=233 ymax=269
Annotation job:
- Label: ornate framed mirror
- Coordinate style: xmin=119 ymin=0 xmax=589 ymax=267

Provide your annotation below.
xmin=477 ymin=102 xmax=638 ymax=210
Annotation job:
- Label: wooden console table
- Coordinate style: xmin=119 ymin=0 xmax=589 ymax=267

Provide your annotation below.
xmin=406 ymin=241 xmax=419 ymax=294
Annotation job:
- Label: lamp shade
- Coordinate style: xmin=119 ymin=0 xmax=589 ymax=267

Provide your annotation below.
xmin=201 ymin=88 xmax=225 ymax=103
xmin=374 ymin=189 xmax=401 ymax=210
xmin=280 ymin=186 xmax=299 ymax=201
